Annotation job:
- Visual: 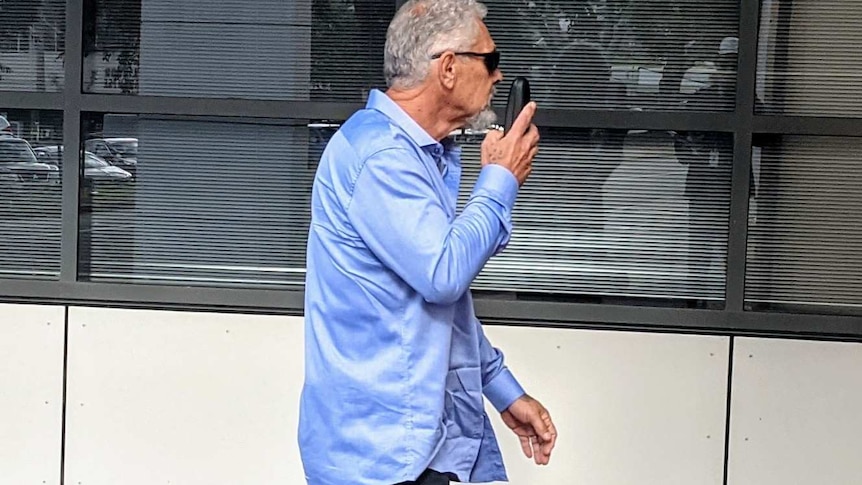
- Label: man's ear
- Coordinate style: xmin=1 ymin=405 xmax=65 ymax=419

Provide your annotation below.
xmin=435 ymin=52 xmax=458 ymax=90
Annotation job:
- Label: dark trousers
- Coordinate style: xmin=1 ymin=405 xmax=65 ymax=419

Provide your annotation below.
xmin=394 ymin=469 xmax=454 ymax=485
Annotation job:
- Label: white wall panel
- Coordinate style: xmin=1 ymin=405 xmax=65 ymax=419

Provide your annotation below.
xmin=728 ymin=337 xmax=862 ymax=485
xmin=64 ymin=307 xmax=304 ymax=485
xmin=483 ymin=326 xmax=730 ymax=485
xmin=62 ymin=307 xmax=733 ymax=485
xmin=0 ymin=304 xmax=65 ymax=485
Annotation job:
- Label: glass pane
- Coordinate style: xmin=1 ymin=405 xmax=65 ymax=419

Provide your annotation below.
xmin=746 ymin=135 xmax=862 ymax=314
xmin=78 ymin=113 xmax=329 ymax=287
xmin=456 ymin=128 xmax=732 ymax=304
xmin=0 ymin=0 xmax=65 ymax=91
xmin=486 ymin=0 xmax=739 ymax=111
xmin=82 ymin=0 xmax=392 ymax=100
xmin=0 ymin=109 xmax=63 ymax=279
xmin=757 ymin=0 xmax=862 ymax=117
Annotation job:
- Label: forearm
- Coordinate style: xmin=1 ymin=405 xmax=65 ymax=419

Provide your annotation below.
xmin=350 ymin=155 xmax=519 ymax=305
xmin=470 ymin=294 xmax=525 ymax=412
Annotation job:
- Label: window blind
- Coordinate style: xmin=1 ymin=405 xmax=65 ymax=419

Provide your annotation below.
xmin=79 ymin=114 xmax=324 ymax=287
xmin=757 ymin=0 xmax=862 ymax=117
xmin=456 ymin=127 xmax=732 ymax=302
xmin=484 ymin=0 xmax=739 ymax=111
xmin=0 ymin=109 xmax=63 ymax=279
xmin=746 ymin=135 xmax=862 ymax=312
xmin=83 ymin=0 xmax=392 ymax=100
xmin=0 ymin=0 xmax=65 ymax=91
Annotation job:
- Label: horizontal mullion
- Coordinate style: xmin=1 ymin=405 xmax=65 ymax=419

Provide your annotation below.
xmin=2 ymin=279 xmax=861 ymax=338
xmin=79 ymin=94 xmax=364 ymax=120
xmin=0 ymin=91 xmax=64 ymax=110
xmin=9 ymin=100 xmax=862 ymax=139
xmin=472 ymin=297 xmax=862 ymax=339
xmin=0 ymin=279 xmax=303 ymax=313
xmin=753 ymin=115 xmax=862 ymax=136
xmin=75 ymin=94 xmax=747 ymax=131
xmin=533 ymin=108 xmax=736 ymax=131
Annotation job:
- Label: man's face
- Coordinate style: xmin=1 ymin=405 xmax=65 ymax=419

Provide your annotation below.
xmin=459 ymin=21 xmax=503 ymax=130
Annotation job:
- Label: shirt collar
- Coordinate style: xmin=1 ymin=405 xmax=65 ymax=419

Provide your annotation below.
xmin=366 ymin=89 xmax=441 ymax=150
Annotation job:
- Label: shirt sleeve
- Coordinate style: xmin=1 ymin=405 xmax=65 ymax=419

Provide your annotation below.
xmin=347 ymin=147 xmax=519 ymax=305
xmin=468 ymin=293 xmax=526 ymax=412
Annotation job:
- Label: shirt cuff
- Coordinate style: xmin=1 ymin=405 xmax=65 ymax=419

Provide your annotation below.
xmin=483 ymin=368 xmax=526 ymax=413
xmin=472 ymin=164 xmax=519 ymax=211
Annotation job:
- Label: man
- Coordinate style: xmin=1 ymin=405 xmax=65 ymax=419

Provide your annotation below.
xmin=0 ymin=115 xmax=12 ymax=135
xmin=299 ymin=1 xmax=557 ymax=484
xmin=675 ymin=36 xmax=760 ymax=294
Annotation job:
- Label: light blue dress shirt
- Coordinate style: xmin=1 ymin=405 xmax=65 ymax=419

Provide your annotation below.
xmin=299 ymin=89 xmax=526 ymax=485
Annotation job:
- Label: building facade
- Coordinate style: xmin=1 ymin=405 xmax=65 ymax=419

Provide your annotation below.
xmin=1 ymin=0 xmax=861 ymax=484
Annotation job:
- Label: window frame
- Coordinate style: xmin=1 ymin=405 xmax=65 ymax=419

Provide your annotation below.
xmin=0 ymin=0 xmax=860 ymax=338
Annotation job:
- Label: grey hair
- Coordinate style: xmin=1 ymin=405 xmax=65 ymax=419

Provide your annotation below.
xmin=384 ymin=0 xmax=488 ymax=89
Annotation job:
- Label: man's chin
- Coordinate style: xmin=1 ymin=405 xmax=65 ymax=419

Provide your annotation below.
xmin=466 ymin=107 xmax=498 ymax=131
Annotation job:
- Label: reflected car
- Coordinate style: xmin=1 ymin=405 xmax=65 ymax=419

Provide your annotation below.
xmin=33 ymin=145 xmax=63 ymax=166
xmin=0 ymin=134 xmax=60 ymax=190
xmin=84 ymin=137 xmax=138 ymax=175
xmin=84 ymin=152 xmax=133 ymax=184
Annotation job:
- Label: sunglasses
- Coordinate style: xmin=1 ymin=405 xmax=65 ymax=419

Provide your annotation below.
xmin=430 ymin=50 xmax=501 ymax=74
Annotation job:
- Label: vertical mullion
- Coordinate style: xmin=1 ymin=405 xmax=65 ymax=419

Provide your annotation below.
xmin=60 ymin=0 xmax=84 ymax=282
xmin=722 ymin=336 xmax=735 ymax=485
xmin=725 ymin=0 xmax=760 ymax=311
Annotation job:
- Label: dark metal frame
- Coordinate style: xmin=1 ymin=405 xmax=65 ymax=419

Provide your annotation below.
xmin=1 ymin=0 xmax=861 ymax=339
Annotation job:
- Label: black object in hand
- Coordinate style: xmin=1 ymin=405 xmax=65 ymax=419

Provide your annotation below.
xmin=503 ymin=77 xmax=531 ymax=135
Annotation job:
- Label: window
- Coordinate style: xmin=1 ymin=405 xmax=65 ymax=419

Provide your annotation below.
xmin=0 ymin=0 xmax=65 ymax=92
xmin=746 ymin=135 xmax=862 ymax=314
xmin=0 ymin=109 xmax=63 ymax=279
xmin=485 ymin=0 xmax=739 ymax=111
xmin=0 ymin=0 xmax=860 ymax=335
xmin=82 ymin=0 xmax=393 ymax=100
xmin=757 ymin=0 xmax=862 ymax=117
xmin=78 ymin=113 xmax=331 ymax=287
xmin=456 ymin=127 xmax=732 ymax=304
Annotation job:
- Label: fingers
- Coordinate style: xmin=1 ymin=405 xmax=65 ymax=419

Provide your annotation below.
xmin=520 ymin=124 xmax=539 ymax=157
xmin=544 ymin=411 xmax=558 ymax=449
xmin=531 ymin=435 xmax=543 ymax=464
xmin=528 ymin=436 xmax=553 ymax=465
xmin=524 ymin=123 xmax=540 ymax=146
xmin=506 ymin=102 xmax=537 ymax=138
xmin=527 ymin=144 xmax=539 ymax=162
xmin=520 ymin=435 xmax=533 ymax=459
xmin=503 ymin=399 xmax=557 ymax=466
xmin=527 ymin=406 xmax=556 ymax=466
xmin=537 ymin=411 xmax=557 ymax=465
xmin=503 ymin=410 xmax=539 ymax=459
xmin=483 ymin=128 xmax=503 ymax=144
xmin=528 ymin=405 xmax=552 ymax=443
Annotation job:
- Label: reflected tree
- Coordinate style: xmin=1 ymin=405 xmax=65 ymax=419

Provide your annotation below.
xmin=491 ymin=0 xmax=732 ymax=104
xmin=83 ymin=0 xmax=140 ymax=94
xmin=0 ymin=0 xmax=64 ymax=90
xmin=311 ymin=0 xmax=390 ymax=100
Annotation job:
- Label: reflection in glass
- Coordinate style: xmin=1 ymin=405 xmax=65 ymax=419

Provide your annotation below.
xmin=456 ymin=128 xmax=731 ymax=304
xmin=746 ymin=135 xmax=862 ymax=313
xmin=79 ymin=113 xmax=327 ymax=287
xmin=0 ymin=109 xmax=63 ymax=279
xmin=486 ymin=0 xmax=739 ymax=111
xmin=82 ymin=0 xmax=392 ymax=100
xmin=0 ymin=0 xmax=65 ymax=91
